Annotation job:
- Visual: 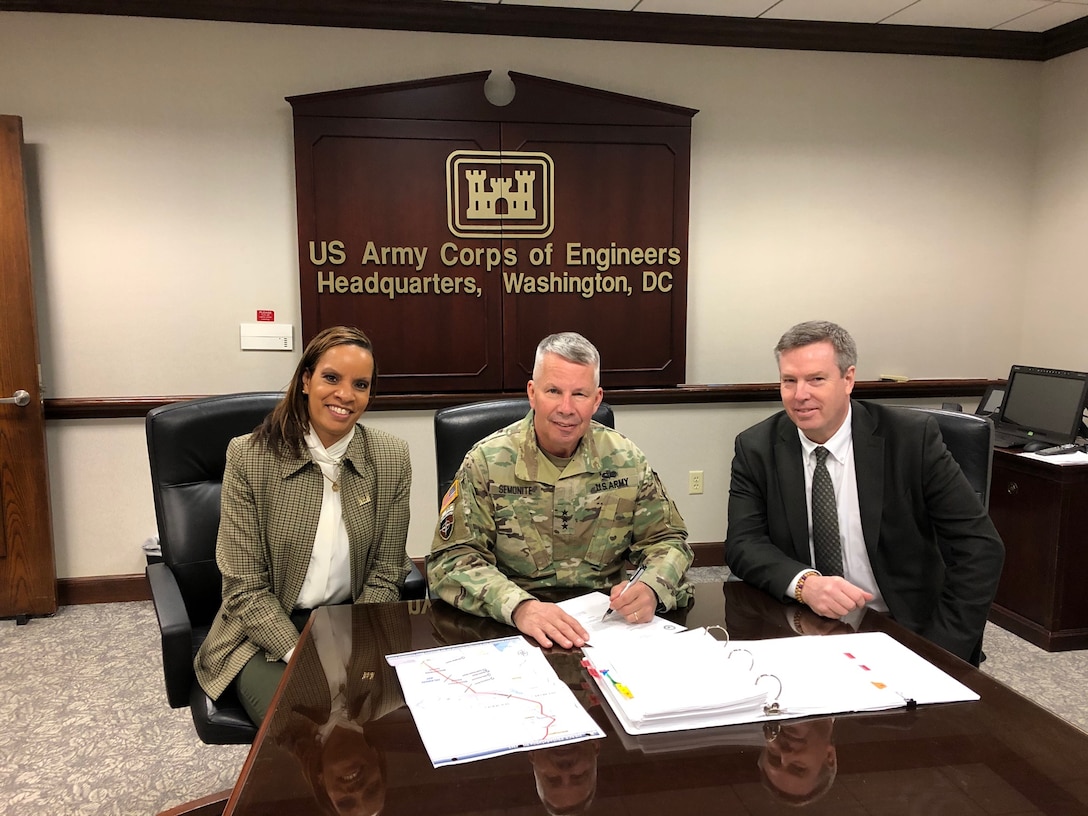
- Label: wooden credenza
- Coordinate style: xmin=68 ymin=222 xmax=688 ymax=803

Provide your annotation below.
xmin=987 ymin=449 xmax=1088 ymax=651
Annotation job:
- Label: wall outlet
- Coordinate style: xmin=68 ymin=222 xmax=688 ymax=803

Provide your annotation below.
xmin=688 ymin=470 xmax=704 ymax=495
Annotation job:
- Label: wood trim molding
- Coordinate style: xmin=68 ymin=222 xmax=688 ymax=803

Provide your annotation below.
xmin=44 ymin=396 xmax=200 ymax=420
xmin=43 ymin=379 xmax=997 ymax=420
xmin=56 ymin=552 xmax=726 ymax=604
xmin=691 ymin=541 xmax=725 ymax=569
xmin=7 ymin=0 xmax=1085 ymax=61
xmin=58 ymin=574 xmax=152 ymax=606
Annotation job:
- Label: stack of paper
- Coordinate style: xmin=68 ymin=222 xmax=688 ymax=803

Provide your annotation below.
xmin=583 ymin=630 xmax=979 ymax=736
xmin=582 ymin=628 xmax=769 ymax=735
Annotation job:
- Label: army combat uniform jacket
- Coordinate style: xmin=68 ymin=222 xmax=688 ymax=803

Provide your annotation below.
xmin=428 ymin=412 xmax=693 ymax=624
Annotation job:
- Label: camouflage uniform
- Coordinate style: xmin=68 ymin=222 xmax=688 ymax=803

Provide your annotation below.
xmin=428 ymin=412 xmax=692 ymax=624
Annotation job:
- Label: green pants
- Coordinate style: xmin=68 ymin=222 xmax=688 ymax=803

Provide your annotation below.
xmin=234 ymin=609 xmax=311 ymax=725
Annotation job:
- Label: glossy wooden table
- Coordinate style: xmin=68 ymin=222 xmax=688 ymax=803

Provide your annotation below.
xmin=174 ymin=583 xmax=1088 ymax=815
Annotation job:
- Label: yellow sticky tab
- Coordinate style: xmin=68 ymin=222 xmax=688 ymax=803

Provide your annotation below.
xmin=440 ymin=480 xmax=459 ymax=512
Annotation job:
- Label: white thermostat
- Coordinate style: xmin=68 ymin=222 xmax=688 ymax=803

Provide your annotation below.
xmin=240 ymin=323 xmax=294 ymax=351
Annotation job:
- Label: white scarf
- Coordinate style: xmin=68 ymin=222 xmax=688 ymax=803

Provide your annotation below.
xmin=295 ymin=425 xmax=356 ymax=609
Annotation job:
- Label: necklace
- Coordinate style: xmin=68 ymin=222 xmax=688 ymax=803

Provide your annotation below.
xmin=320 ymin=463 xmax=342 ymax=493
xmin=306 ymin=426 xmax=350 ymax=494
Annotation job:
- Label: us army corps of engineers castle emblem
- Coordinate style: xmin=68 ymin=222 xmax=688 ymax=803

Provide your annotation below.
xmin=446 ymin=150 xmax=554 ymax=239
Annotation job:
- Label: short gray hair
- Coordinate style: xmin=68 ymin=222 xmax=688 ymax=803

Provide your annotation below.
xmin=533 ymin=332 xmax=601 ymax=387
xmin=774 ymin=321 xmax=857 ymax=376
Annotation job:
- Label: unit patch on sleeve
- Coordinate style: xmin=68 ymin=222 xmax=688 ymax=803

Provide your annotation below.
xmin=439 ymin=480 xmax=459 ymax=540
xmin=440 ymin=480 xmax=459 ymax=512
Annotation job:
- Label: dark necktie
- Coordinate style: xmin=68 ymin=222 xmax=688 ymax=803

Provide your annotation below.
xmin=812 ymin=446 xmax=843 ymax=576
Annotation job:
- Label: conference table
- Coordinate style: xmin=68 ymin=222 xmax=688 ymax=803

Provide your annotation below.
xmin=169 ymin=581 xmax=1088 ymax=815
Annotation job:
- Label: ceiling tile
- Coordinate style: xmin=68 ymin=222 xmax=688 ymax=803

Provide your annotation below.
xmin=760 ymin=0 xmax=917 ymax=24
xmin=995 ymin=1 xmax=1088 ymax=29
xmin=882 ymin=0 xmax=1053 ymax=28
xmin=635 ymin=0 xmax=777 ymax=15
xmin=501 ymin=0 xmax=639 ymax=9
xmin=442 ymin=0 xmax=1088 ymax=31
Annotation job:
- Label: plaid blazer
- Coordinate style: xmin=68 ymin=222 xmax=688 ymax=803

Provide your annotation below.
xmin=195 ymin=424 xmax=412 ymax=701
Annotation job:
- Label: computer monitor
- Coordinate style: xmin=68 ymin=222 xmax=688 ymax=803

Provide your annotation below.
xmin=994 ymin=365 xmax=1088 ymax=447
xmin=974 ymin=384 xmax=1005 ymax=417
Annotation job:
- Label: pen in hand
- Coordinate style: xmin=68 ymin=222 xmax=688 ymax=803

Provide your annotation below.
xmin=601 ymin=564 xmax=647 ymax=622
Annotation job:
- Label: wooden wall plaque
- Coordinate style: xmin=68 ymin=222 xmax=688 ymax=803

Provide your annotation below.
xmin=289 ymin=72 xmax=695 ymax=394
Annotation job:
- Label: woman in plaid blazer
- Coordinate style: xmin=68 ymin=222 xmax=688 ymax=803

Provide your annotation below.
xmin=195 ymin=326 xmax=412 ymax=724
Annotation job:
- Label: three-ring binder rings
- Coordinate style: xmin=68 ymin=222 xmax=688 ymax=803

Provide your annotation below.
xmin=581 ymin=629 xmax=979 ymax=736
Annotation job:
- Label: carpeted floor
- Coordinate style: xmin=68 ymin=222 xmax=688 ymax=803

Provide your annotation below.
xmin=0 ymin=601 xmax=247 ymax=816
xmin=1 ymin=568 xmax=1085 ymax=815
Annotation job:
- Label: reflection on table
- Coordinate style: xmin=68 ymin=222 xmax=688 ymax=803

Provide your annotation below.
xmin=220 ymin=582 xmax=1088 ymax=815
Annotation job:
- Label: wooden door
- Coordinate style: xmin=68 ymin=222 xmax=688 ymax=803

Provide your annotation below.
xmin=0 ymin=115 xmax=57 ymax=622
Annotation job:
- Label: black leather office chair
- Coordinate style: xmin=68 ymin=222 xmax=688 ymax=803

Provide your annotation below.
xmin=433 ymin=397 xmax=615 ymax=506
xmin=903 ymin=406 xmax=995 ymax=509
xmin=145 ymin=392 xmax=425 ymax=745
xmin=904 ymin=406 xmax=997 ymax=666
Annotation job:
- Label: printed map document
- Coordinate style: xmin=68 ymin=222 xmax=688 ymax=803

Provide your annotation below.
xmin=386 ymin=636 xmax=604 ymax=767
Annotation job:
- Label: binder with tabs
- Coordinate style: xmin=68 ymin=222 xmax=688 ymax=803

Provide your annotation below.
xmin=582 ymin=630 xmax=978 ymax=736
xmin=582 ymin=628 xmax=768 ymax=734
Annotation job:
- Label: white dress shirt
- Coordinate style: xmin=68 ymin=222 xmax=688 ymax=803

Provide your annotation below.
xmin=791 ymin=406 xmax=887 ymax=613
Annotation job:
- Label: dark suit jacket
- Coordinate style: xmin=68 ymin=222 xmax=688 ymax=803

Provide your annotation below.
xmin=725 ymin=400 xmax=1004 ymax=663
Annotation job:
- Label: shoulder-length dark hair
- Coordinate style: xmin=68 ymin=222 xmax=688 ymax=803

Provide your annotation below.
xmin=254 ymin=326 xmax=377 ymax=458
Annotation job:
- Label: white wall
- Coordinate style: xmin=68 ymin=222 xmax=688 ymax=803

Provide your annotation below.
xmin=0 ymin=12 xmax=1064 ymax=577
xmin=1021 ymin=47 xmax=1088 ymax=368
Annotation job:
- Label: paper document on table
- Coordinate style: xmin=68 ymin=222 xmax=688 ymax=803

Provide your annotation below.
xmin=742 ymin=631 xmax=980 ymax=712
xmin=557 ymin=591 xmax=686 ymax=646
xmin=386 ymin=636 xmax=604 ymax=767
xmin=1020 ymin=449 xmax=1088 ymax=465
xmin=583 ymin=630 xmax=979 ymax=736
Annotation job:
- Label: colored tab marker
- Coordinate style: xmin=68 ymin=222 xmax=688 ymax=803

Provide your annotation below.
xmin=602 ymin=669 xmax=634 ymax=699
xmin=580 ymin=658 xmax=601 ymax=679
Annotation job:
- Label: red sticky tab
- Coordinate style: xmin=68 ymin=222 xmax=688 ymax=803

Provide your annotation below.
xmin=256 ymin=309 xmax=275 ymax=322
xmin=580 ymin=659 xmax=601 ymax=678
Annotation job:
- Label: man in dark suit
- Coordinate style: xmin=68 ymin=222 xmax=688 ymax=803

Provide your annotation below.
xmin=725 ymin=320 xmax=1004 ymax=665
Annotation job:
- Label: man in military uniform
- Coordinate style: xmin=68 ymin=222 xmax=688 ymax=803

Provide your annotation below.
xmin=428 ymin=332 xmax=693 ymax=650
